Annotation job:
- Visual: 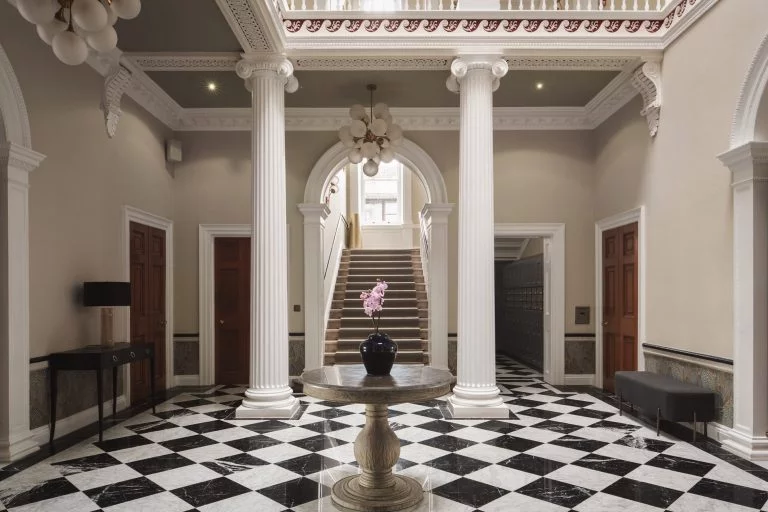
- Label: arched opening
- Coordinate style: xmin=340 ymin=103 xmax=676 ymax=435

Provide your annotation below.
xmin=730 ymin=30 xmax=768 ymax=147
xmin=301 ymin=139 xmax=452 ymax=372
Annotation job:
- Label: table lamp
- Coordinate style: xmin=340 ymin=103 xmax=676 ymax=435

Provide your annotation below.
xmin=83 ymin=282 xmax=131 ymax=346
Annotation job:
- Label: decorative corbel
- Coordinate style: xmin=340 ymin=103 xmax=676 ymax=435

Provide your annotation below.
xmin=101 ymin=64 xmax=133 ymax=138
xmin=631 ymin=60 xmax=662 ymax=137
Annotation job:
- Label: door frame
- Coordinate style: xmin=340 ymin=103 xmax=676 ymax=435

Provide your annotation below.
xmin=121 ymin=206 xmax=174 ymax=403
xmin=495 ymin=223 xmax=565 ymax=385
xmin=199 ymin=224 xmax=250 ymax=386
xmin=595 ymin=206 xmax=646 ymax=389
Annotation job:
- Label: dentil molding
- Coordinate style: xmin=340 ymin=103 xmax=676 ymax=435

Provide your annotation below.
xmin=101 ymin=65 xmax=133 ymax=138
xmin=125 ymin=53 xmax=240 ymax=71
xmin=630 ymin=59 xmax=662 ymax=136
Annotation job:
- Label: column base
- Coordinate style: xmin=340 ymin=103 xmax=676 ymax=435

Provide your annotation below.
xmin=721 ymin=427 xmax=768 ymax=461
xmin=0 ymin=433 xmax=39 ymax=463
xmin=446 ymin=385 xmax=509 ymax=419
xmin=236 ymin=387 xmax=300 ymax=419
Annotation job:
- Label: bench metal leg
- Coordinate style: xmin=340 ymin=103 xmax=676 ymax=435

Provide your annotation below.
xmin=704 ymin=421 xmax=708 ymax=440
xmin=619 ymin=393 xmax=622 ymax=416
xmin=693 ymin=411 xmax=697 ymax=442
xmin=656 ymin=408 xmax=661 ymax=436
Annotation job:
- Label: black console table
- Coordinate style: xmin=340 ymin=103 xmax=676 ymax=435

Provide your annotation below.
xmin=48 ymin=342 xmax=155 ymax=444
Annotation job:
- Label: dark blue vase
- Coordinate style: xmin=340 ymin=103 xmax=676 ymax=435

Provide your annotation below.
xmin=359 ymin=332 xmax=398 ymax=376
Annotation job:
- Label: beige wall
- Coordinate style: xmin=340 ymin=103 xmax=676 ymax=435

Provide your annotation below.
xmin=408 ymin=130 xmax=596 ymax=335
xmin=0 ymin=3 xmax=175 ymax=357
xmin=594 ymin=0 xmax=768 ymax=359
xmin=756 ymin=85 xmax=768 ymax=142
xmin=172 ymin=131 xmax=337 ymax=334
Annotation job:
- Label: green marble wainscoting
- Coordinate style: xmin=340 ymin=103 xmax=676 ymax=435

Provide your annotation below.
xmin=448 ymin=337 xmax=457 ymax=375
xmin=29 ymin=363 xmax=124 ymax=430
xmin=174 ymin=334 xmax=199 ymax=376
xmin=289 ymin=336 xmax=305 ymax=377
xmin=643 ymin=347 xmax=733 ymax=427
xmin=564 ymin=335 xmax=596 ymax=375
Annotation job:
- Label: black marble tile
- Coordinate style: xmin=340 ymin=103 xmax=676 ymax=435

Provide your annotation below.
xmin=258 ymin=477 xmax=330 ymax=507
xmin=530 ymin=419 xmax=582 ymax=434
xmin=387 ymin=409 xmax=405 ymax=418
xmin=218 ymin=399 xmax=243 ymax=409
xmin=183 ymin=420 xmax=236 ymax=435
xmin=418 ymin=420 xmax=467 ymax=434
xmin=306 ymin=408 xmax=353 ymax=419
xmin=432 ymin=477 xmax=509 ymax=508
xmin=688 ymin=477 xmax=768 ymax=509
xmin=314 ymin=401 xmax=347 ymax=408
xmin=554 ymin=398 xmax=595 ymax=408
xmin=498 ymin=453 xmax=564 ymax=476
xmin=516 ymin=477 xmax=596 ymax=508
xmin=300 ymin=420 xmax=350 ymax=434
xmin=172 ymin=476 xmax=251 ymax=508
xmin=473 ymin=420 xmax=524 ymax=435
xmin=511 ymin=398 xmax=550 ymax=408
xmin=127 ymin=453 xmax=195 ymax=475
xmin=51 ymin=453 xmax=121 ymax=475
xmin=645 ymin=453 xmax=716 ymax=476
xmin=484 ymin=435 xmax=542 ymax=453
xmin=569 ymin=408 xmax=615 ymax=420
xmin=603 ymin=478 xmax=683 ymax=508
xmin=153 ymin=408 xmax=197 ymax=421
xmin=159 ymin=434 xmax=218 ymax=452
xmin=225 ymin=435 xmax=282 ymax=452
xmin=243 ymin=420 xmax=293 ymax=433
xmin=414 ymin=408 xmax=444 ymax=419
xmin=420 ymin=435 xmax=477 ymax=452
xmin=518 ymin=408 xmax=563 ymax=420
xmin=172 ymin=398 xmax=216 ymax=409
xmin=424 ymin=453 xmax=490 ymax=476
xmin=614 ymin=435 xmax=675 ymax=453
xmin=276 ymin=453 xmax=341 ymax=476
xmin=126 ymin=419 xmax=178 ymax=434
xmin=589 ymin=419 xmax=641 ymax=435
xmin=549 ymin=435 xmax=608 ymax=453
xmin=205 ymin=407 xmax=238 ymax=420
xmin=2 ymin=477 xmax=79 ymax=508
xmin=85 ymin=476 xmax=164 ymax=508
xmin=202 ymin=453 xmax=269 ymax=475
xmin=573 ymin=454 xmax=641 ymax=476
xmin=94 ymin=434 xmax=153 ymax=452
xmin=289 ymin=434 xmax=347 ymax=452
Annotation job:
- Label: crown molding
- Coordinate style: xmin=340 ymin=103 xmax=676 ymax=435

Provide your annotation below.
xmin=585 ymin=63 xmax=640 ymax=127
xmin=213 ymin=0 xmax=274 ymax=51
xmin=124 ymin=53 xmax=240 ymax=71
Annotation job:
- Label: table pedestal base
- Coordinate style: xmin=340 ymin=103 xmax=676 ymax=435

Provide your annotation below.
xmin=332 ymin=474 xmax=423 ymax=512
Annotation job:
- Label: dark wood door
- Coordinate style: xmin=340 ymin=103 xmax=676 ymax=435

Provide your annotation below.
xmin=215 ymin=237 xmax=250 ymax=385
xmin=602 ymin=222 xmax=638 ymax=393
xmin=130 ymin=221 xmax=166 ymax=403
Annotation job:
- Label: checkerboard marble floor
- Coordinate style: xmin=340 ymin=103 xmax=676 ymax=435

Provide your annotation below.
xmin=2 ymin=356 xmax=768 ymax=511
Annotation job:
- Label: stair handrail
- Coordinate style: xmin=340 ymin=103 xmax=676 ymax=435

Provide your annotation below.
xmin=419 ymin=210 xmax=430 ymax=290
xmin=324 ymin=213 xmax=349 ymax=279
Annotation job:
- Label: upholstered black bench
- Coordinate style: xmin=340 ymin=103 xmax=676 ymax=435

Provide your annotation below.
xmin=615 ymin=371 xmax=716 ymax=441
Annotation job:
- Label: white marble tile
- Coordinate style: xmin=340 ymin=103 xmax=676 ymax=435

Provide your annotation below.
xmin=570 ymin=426 xmax=631 ymax=444
xmin=706 ymin=462 xmax=768 ymax=492
xmin=249 ymin=443 xmax=312 ymax=463
xmin=317 ymin=443 xmax=357 ymax=463
xmin=146 ymin=464 xmax=221 ymax=490
xmin=592 ymin=443 xmax=658 ymax=464
xmin=110 ymin=444 xmax=174 ymax=464
xmin=179 ymin=443 xmax=242 ymax=463
xmin=446 ymin=427 xmax=502 ymax=444
xmin=546 ymin=464 xmax=622 ymax=491
xmin=102 ymin=490 xmax=192 ymax=512
xmin=554 ymin=413 xmax=603 ymax=427
xmin=328 ymin=413 xmax=367 ymax=427
xmin=65 ymin=464 xmax=142 ymax=491
xmin=225 ymin=465 xmax=299 ymax=490
xmin=482 ymin=490 xmax=570 ymax=512
xmin=398 ymin=443 xmax=450 ymax=464
xmin=8 ymin=491 xmax=100 ymax=512
xmin=662 ymin=443 xmax=727 ymax=465
xmin=262 ymin=426 xmax=319 ymax=443
xmin=388 ymin=414 xmax=435 ymax=427
xmin=526 ymin=443 xmax=588 ymax=464
xmin=574 ymin=492 xmax=668 ymax=512
xmin=187 ymin=403 xmax=232 ymax=415
xmin=201 ymin=426 xmax=257 ymax=444
xmin=307 ymin=464 xmax=359 ymax=486
xmin=389 ymin=403 xmax=431 ymax=413
xmin=325 ymin=426 xmax=363 ymax=443
xmin=197 ymin=491 xmax=286 ymax=512
xmin=668 ymin=492 xmax=758 ymax=512
xmin=454 ymin=443 xmax=518 ymax=464
xmin=140 ymin=426 xmax=197 ymax=444
xmin=464 ymin=464 xmax=540 ymax=492
xmin=166 ymin=413 xmax=216 ymax=427
xmin=624 ymin=464 xmax=701 ymax=492
xmin=399 ymin=465 xmax=461 ymax=490
xmin=510 ymin=426 xmax=564 ymax=443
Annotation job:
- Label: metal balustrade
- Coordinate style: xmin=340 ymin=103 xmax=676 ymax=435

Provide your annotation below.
xmin=279 ymin=0 xmax=668 ymax=12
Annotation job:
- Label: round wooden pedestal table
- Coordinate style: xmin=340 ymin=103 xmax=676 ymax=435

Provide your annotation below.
xmin=301 ymin=365 xmax=453 ymax=512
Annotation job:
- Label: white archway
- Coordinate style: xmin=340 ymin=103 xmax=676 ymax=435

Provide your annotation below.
xmin=0 ymin=42 xmax=44 ymax=462
xmin=730 ymin=29 xmax=768 ymax=148
xmin=300 ymin=138 xmax=453 ymax=372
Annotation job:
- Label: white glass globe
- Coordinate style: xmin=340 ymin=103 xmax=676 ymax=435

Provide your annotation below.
xmin=112 ymin=0 xmax=141 ymax=19
xmin=388 ymin=124 xmax=403 ymax=144
xmin=72 ymin=0 xmax=108 ymax=32
xmin=52 ymin=30 xmax=89 ymax=66
xmin=349 ymin=119 xmax=367 ymax=138
xmin=380 ymin=147 xmax=395 ymax=163
xmin=86 ymin=25 xmax=117 ymax=52
xmin=373 ymin=102 xmax=389 ymax=118
xmin=36 ymin=18 xmax=67 ymax=45
xmin=349 ymin=104 xmax=366 ymax=121
xmin=361 ymin=142 xmax=379 ymax=159
xmin=348 ymin=149 xmax=363 ymax=164
xmin=17 ymin=0 xmax=57 ymax=24
xmin=338 ymin=125 xmax=355 ymax=148
xmin=370 ymin=118 xmax=388 ymax=137
xmin=105 ymin=2 xmax=118 ymax=25
xmin=362 ymin=159 xmax=379 ymax=177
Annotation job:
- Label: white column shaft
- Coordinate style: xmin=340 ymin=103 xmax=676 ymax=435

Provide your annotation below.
xmin=237 ymin=57 xmax=299 ymax=419
xmin=0 ymin=143 xmax=43 ymax=461
xmin=447 ymin=57 xmax=508 ymax=418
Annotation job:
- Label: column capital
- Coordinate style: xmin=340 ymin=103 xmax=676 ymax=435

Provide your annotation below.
xmin=0 ymin=142 xmax=46 ymax=174
xmin=298 ymin=203 xmax=331 ymax=223
xmin=420 ymin=203 xmax=454 ymax=225
xmin=236 ymin=54 xmax=299 ymax=93
xmin=719 ymin=141 xmax=768 ymax=186
xmin=446 ymin=56 xmax=508 ymax=93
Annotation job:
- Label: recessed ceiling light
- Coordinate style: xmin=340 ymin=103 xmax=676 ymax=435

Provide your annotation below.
xmin=535 ymin=82 xmax=544 ymax=90
xmin=206 ymin=81 xmax=218 ymax=92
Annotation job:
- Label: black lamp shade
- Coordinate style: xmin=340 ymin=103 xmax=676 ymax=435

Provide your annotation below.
xmin=83 ymin=282 xmax=131 ymax=307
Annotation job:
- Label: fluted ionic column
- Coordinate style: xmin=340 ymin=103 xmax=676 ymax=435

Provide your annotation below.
xmin=236 ymin=56 xmax=299 ymax=419
xmin=446 ymin=56 xmax=509 ymax=418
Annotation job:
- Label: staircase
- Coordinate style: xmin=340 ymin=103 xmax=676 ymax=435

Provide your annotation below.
xmin=325 ymin=248 xmax=429 ymax=366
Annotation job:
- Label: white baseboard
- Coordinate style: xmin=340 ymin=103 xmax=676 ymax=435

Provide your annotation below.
xmin=717 ymin=425 xmax=768 ymax=460
xmin=174 ymin=375 xmax=200 ymax=387
xmin=31 ymin=394 xmax=128 ymax=446
xmin=564 ymin=374 xmax=595 ymax=386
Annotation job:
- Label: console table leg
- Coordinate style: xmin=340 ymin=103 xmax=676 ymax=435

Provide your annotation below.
xmin=149 ymin=356 xmax=156 ymax=414
xmin=332 ymin=403 xmax=423 ymax=512
xmin=96 ymin=367 xmax=104 ymax=443
xmin=49 ymin=367 xmax=57 ymax=449
xmin=112 ymin=367 xmax=117 ymax=419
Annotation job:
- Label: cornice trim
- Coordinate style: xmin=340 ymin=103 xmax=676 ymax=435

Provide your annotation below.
xmin=124 ymin=53 xmax=240 ymax=71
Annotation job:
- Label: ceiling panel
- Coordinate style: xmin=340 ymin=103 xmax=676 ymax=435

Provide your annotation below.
xmin=145 ymin=69 xmax=619 ymax=109
xmin=115 ymin=0 xmax=241 ymax=52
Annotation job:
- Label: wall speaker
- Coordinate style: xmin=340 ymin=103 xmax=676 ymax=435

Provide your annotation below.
xmin=166 ymin=139 xmax=182 ymax=163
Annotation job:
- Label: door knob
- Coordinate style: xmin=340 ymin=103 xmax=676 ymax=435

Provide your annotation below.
xmin=219 ymin=320 xmax=224 ymax=325
xmin=160 ymin=320 xmax=167 ymax=327
xmin=602 ymin=321 xmax=609 ymax=326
